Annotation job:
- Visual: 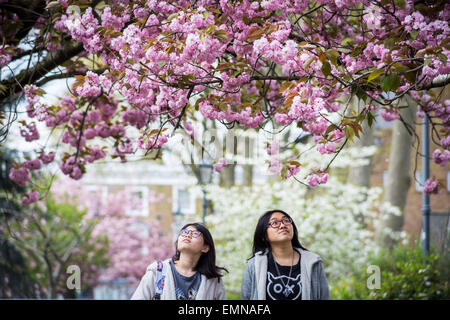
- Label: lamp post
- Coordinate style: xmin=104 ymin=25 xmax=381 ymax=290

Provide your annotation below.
xmin=198 ymin=163 xmax=213 ymax=223
xmin=421 ymin=114 xmax=431 ymax=263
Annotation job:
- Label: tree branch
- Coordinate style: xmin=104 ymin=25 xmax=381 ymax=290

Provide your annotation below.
xmin=417 ymin=74 xmax=450 ymax=90
xmin=35 ymin=67 xmax=107 ymax=87
xmin=0 ymin=41 xmax=84 ymax=103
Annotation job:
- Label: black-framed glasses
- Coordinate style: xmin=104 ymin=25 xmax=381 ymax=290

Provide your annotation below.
xmin=267 ymin=217 xmax=293 ymax=229
xmin=180 ymin=229 xmax=202 ymax=238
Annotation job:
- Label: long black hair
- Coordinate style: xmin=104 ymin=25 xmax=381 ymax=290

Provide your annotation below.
xmin=251 ymin=209 xmax=308 ymax=258
xmin=172 ymin=223 xmax=228 ymax=280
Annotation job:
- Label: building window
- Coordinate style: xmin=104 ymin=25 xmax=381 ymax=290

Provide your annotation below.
xmin=126 ymin=186 xmax=149 ymax=217
xmin=447 ymin=171 xmax=450 ymax=192
xmin=172 ymin=187 xmax=195 ymax=215
xmin=235 ymin=165 xmax=243 ymax=185
xmin=85 ymin=185 xmax=108 ymax=216
xmin=415 ymin=171 xmax=425 ymax=192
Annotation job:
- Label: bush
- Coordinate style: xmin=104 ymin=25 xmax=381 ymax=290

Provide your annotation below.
xmin=330 ymin=243 xmax=450 ymax=300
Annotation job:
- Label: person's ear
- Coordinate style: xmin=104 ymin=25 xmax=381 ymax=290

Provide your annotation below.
xmin=201 ymin=244 xmax=210 ymax=254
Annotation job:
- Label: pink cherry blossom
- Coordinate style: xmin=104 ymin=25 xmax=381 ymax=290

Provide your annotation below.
xmin=267 ymin=140 xmax=280 ymax=156
xmin=432 ymin=149 xmax=450 ymax=167
xmin=9 ymin=167 xmax=31 ymax=187
xmin=213 ymin=157 xmax=227 ymax=173
xmin=306 ymin=173 xmax=320 ymax=187
xmin=21 ymin=190 xmax=40 ymax=205
xmin=24 ymin=159 xmax=42 ymax=171
xmin=306 ymin=172 xmax=329 ymax=187
xmin=284 ymin=165 xmax=300 ymax=179
xmin=380 ymin=109 xmax=400 ymax=122
xmin=39 ymin=152 xmax=55 ymax=164
xmin=20 ymin=123 xmax=40 ymax=142
xmin=423 ymin=179 xmax=441 ymax=195
xmin=3 ymin=0 xmax=449 ymax=192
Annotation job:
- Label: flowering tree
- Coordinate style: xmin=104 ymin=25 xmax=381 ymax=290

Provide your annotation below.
xmin=3 ymin=175 xmax=173 ymax=298
xmin=50 ymin=177 xmax=174 ymax=290
xmin=0 ymin=147 xmax=47 ymax=298
xmin=205 ymin=145 xmax=408 ymax=294
xmin=3 ymin=192 xmax=109 ymax=299
xmin=1 ymin=0 xmax=449 ymax=203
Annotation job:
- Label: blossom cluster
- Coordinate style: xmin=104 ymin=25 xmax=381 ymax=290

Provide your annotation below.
xmin=2 ymin=0 xmax=448 ymax=193
xmin=50 ymin=177 xmax=173 ymax=288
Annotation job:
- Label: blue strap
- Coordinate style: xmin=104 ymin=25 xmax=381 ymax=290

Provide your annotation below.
xmin=154 ymin=260 xmax=165 ymax=300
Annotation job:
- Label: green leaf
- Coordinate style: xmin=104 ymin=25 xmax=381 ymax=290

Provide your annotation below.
xmin=205 ymin=25 xmax=216 ymax=34
xmin=288 ymin=160 xmax=301 ymax=167
xmin=381 ymin=74 xmax=400 ymax=92
xmin=383 ymin=38 xmax=395 ymax=50
xmin=157 ymin=61 xmax=167 ymax=68
xmin=324 ymin=124 xmax=338 ymax=137
xmin=350 ymin=42 xmax=367 ymax=57
xmin=303 ymin=57 xmax=315 ymax=69
xmin=214 ymin=30 xmax=229 ymax=41
xmin=45 ymin=1 xmax=60 ymax=9
xmin=410 ymin=30 xmax=418 ymax=40
xmin=355 ymin=87 xmax=367 ymax=102
xmin=404 ymin=70 xmax=417 ymax=83
xmin=321 ymin=61 xmax=331 ymax=77
xmin=344 ymin=126 xmax=355 ymax=143
xmin=367 ymin=112 xmax=375 ymax=128
xmin=230 ymin=70 xmax=242 ymax=78
xmin=395 ymin=0 xmax=406 ymax=9
xmin=437 ymin=53 xmax=447 ymax=65
xmin=368 ymin=69 xmax=385 ymax=83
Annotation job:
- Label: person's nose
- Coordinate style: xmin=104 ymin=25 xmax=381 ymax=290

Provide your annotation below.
xmin=278 ymin=221 xmax=289 ymax=229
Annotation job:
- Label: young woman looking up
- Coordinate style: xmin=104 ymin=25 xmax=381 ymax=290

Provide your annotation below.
xmin=132 ymin=223 xmax=227 ymax=300
xmin=241 ymin=210 xmax=329 ymax=300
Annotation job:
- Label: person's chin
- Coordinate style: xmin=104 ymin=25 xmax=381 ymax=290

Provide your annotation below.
xmin=178 ymin=244 xmax=199 ymax=253
xmin=273 ymin=234 xmax=292 ymax=242
xmin=178 ymin=242 xmax=191 ymax=250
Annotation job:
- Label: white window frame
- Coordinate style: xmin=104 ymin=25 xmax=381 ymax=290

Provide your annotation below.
xmin=447 ymin=171 xmax=450 ymax=192
xmin=126 ymin=186 xmax=149 ymax=217
xmin=415 ymin=171 xmax=425 ymax=192
xmin=172 ymin=186 xmax=196 ymax=215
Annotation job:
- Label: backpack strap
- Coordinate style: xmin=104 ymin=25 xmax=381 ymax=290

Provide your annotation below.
xmin=154 ymin=260 xmax=166 ymax=300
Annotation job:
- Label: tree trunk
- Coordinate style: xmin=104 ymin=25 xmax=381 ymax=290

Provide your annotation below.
xmin=378 ymin=97 xmax=418 ymax=247
xmin=347 ymin=118 xmax=374 ymax=188
xmin=345 ymin=96 xmax=375 ymax=188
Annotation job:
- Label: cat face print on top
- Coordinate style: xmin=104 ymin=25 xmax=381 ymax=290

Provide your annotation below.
xmin=267 ymin=272 xmax=302 ymax=300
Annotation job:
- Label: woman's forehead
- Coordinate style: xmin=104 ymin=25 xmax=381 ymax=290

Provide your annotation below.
xmin=184 ymin=225 xmax=198 ymax=231
xmin=269 ymin=212 xmax=287 ymax=220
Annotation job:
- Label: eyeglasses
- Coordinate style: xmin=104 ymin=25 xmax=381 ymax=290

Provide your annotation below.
xmin=180 ymin=229 xmax=202 ymax=238
xmin=267 ymin=217 xmax=293 ymax=229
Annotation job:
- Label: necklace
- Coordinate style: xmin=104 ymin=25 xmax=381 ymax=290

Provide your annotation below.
xmin=272 ymin=250 xmax=295 ymax=297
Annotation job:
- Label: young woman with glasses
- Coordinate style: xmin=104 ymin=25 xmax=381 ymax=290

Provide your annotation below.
xmin=132 ymin=223 xmax=228 ymax=300
xmin=241 ymin=209 xmax=329 ymax=300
